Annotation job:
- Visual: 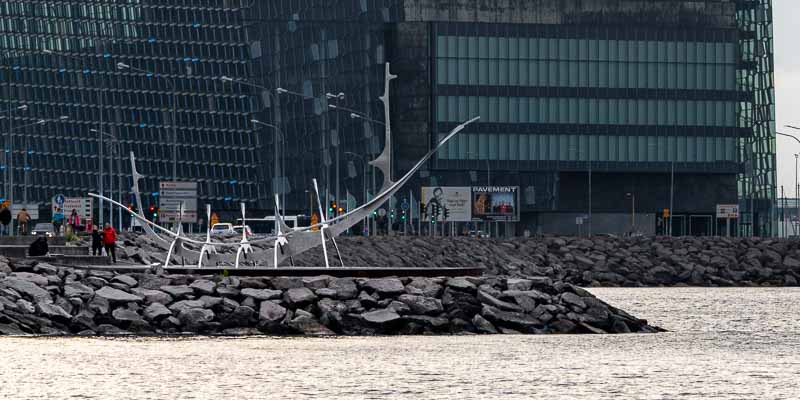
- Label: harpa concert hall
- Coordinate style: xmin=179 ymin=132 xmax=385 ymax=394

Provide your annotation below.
xmin=0 ymin=0 xmax=775 ymax=236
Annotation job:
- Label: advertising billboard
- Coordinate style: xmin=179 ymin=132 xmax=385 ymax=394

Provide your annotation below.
xmin=421 ymin=187 xmax=472 ymax=222
xmin=471 ymin=186 xmax=520 ymax=221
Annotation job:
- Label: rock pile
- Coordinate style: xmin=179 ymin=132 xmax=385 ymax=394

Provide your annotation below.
xmin=73 ymin=233 xmax=800 ymax=287
xmin=0 ymin=257 xmax=659 ymax=336
xmin=289 ymin=235 xmax=800 ymax=287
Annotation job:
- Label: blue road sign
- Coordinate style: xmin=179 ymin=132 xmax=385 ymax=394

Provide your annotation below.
xmin=55 ymin=194 xmax=65 ymax=206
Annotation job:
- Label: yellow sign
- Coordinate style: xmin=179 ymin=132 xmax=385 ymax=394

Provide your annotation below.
xmin=0 ymin=200 xmax=9 ymax=209
xmin=210 ymin=212 xmax=219 ymax=226
xmin=663 ymin=208 xmax=670 ymax=218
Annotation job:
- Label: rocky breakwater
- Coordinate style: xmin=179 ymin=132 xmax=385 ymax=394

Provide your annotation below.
xmin=0 ymin=258 xmax=659 ymax=336
xmin=287 ymin=236 xmax=800 ymax=287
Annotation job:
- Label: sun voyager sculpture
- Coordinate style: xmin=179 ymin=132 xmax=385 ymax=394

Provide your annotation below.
xmin=90 ymin=63 xmax=479 ymax=269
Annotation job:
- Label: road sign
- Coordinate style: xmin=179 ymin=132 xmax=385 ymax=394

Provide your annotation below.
xmin=576 ymin=217 xmax=584 ymax=225
xmin=663 ymin=208 xmax=670 ymax=218
xmin=378 ymin=208 xmax=387 ymax=217
xmin=159 ymin=181 xmax=198 ymax=223
xmin=716 ymin=204 xmax=739 ymax=219
xmin=401 ymin=199 xmax=409 ymax=211
xmin=52 ymin=197 xmax=93 ymax=221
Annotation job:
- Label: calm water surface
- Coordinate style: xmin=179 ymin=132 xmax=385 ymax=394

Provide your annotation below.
xmin=1 ymin=287 xmax=798 ymax=399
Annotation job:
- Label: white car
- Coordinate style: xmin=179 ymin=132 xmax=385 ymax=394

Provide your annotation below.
xmin=233 ymin=225 xmax=253 ymax=236
xmin=209 ymin=223 xmax=235 ymax=235
xmin=31 ymin=222 xmax=56 ymax=238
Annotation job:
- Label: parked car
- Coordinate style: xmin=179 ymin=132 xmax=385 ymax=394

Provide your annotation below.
xmin=31 ymin=222 xmax=56 ymax=238
xmin=233 ymin=225 xmax=253 ymax=236
xmin=468 ymin=230 xmax=490 ymax=238
xmin=210 ymin=223 xmax=235 ymax=235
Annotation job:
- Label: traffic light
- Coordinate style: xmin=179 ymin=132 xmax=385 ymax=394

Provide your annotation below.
xmin=148 ymin=205 xmax=158 ymax=219
xmin=329 ymin=201 xmax=336 ymax=215
xmin=338 ymin=207 xmax=344 ymax=215
xmin=443 ymin=208 xmax=450 ymax=220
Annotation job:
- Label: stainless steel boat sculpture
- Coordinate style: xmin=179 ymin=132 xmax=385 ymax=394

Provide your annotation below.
xmin=89 ymin=63 xmax=480 ymax=269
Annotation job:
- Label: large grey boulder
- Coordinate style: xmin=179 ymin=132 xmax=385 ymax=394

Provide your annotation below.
xmin=130 ymin=288 xmax=173 ymax=305
xmin=178 ymin=308 xmax=215 ymax=330
xmin=112 ymin=308 xmax=144 ymax=323
xmin=481 ymin=305 xmax=541 ymax=331
xmin=159 ymin=285 xmax=194 ymax=299
xmin=198 ymin=296 xmax=223 ymax=308
xmin=472 ymin=314 xmax=498 ymax=334
xmin=0 ymin=323 xmax=27 ymax=335
xmin=16 ymin=299 xmax=35 ymax=314
xmin=284 ymin=287 xmax=317 ymax=306
xmin=11 ymin=272 xmax=49 ymax=287
xmin=95 ymin=287 xmax=144 ymax=303
xmin=169 ymin=300 xmax=205 ymax=314
xmin=288 ymin=315 xmax=335 ymax=336
xmin=404 ymin=278 xmax=443 ymax=297
xmin=240 ymin=288 xmax=282 ymax=301
xmin=143 ymin=303 xmax=172 ymax=321
xmin=361 ymin=309 xmax=401 ymax=325
xmin=506 ymin=278 xmax=533 ymax=291
xmin=446 ymin=277 xmax=476 ymax=292
xmin=477 ymin=290 xmax=523 ymax=312
xmin=328 ymin=278 xmax=358 ymax=299
xmin=302 ymin=276 xmax=329 ymax=290
xmin=64 ymin=282 xmax=95 ymax=299
xmin=88 ymin=296 xmax=110 ymax=315
xmin=111 ymin=275 xmax=138 ymax=287
xmin=1 ymin=278 xmax=51 ymax=302
xmin=36 ymin=302 xmax=71 ymax=321
xmin=560 ymin=292 xmax=587 ymax=310
xmin=397 ymin=294 xmax=443 ymax=316
xmin=259 ymin=301 xmax=287 ymax=323
xmin=221 ymin=306 xmax=255 ymax=328
xmin=363 ymin=278 xmax=405 ymax=296
xmin=189 ymin=279 xmax=216 ymax=295
xmin=138 ymin=275 xmax=172 ymax=290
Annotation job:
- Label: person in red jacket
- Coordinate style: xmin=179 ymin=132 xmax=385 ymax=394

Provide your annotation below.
xmin=102 ymin=223 xmax=117 ymax=263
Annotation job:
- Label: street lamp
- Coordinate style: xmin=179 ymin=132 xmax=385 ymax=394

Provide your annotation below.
xmin=326 ymin=92 xmax=345 ymax=215
xmin=90 ymin=128 xmax=123 ymax=231
xmin=251 ymin=118 xmax=285 ymax=216
xmin=776 ymin=131 xmax=800 ymax=236
xmin=221 ymin=76 xmax=287 ymax=211
xmin=117 ymin=61 xmax=178 ymax=181
xmin=14 ymin=116 xmax=68 ymax=235
xmin=345 ymin=151 xmax=370 ymax=236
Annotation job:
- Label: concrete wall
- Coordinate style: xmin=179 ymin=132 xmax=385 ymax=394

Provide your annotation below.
xmin=402 ymin=0 xmax=737 ymax=28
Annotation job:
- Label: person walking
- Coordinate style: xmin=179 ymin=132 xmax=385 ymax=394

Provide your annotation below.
xmin=52 ymin=207 xmax=64 ymax=236
xmin=68 ymin=209 xmax=81 ymax=233
xmin=17 ymin=208 xmax=31 ymax=235
xmin=102 ymin=223 xmax=117 ymax=263
xmin=91 ymin=227 xmax=103 ymax=256
xmin=0 ymin=206 xmax=11 ymax=236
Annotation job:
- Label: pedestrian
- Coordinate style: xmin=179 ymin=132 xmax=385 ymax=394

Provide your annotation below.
xmin=91 ymin=227 xmax=103 ymax=256
xmin=103 ymin=222 xmax=117 ymax=263
xmin=68 ymin=209 xmax=81 ymax=233
xmin=17 ymin=208 xmax=31 ymax=235
xmin=52 ymin=207 xmax=64 ymax=236
xmin=0 ymin=206 xmax=11 ymax=236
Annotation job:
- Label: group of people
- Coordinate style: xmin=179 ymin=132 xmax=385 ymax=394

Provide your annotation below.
xmin=91 ymin=223 xmax=118 ymax=263
xmin=0 ymin=206 xmax=32 ymax=235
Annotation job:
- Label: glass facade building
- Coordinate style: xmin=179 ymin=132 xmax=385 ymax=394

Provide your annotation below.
xmin=1 ymin=1 xmax=260 ymax=220
xmin=0 ymin=0 xmax=776 ymax=235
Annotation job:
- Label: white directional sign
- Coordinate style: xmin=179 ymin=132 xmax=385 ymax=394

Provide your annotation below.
xmin=52 ymin=197 xmax=93 ymax=222
xmin=159 ymin=181 xmax=198 ymax=223
xmin=716 ymin=204 xmax=739 ymax=219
